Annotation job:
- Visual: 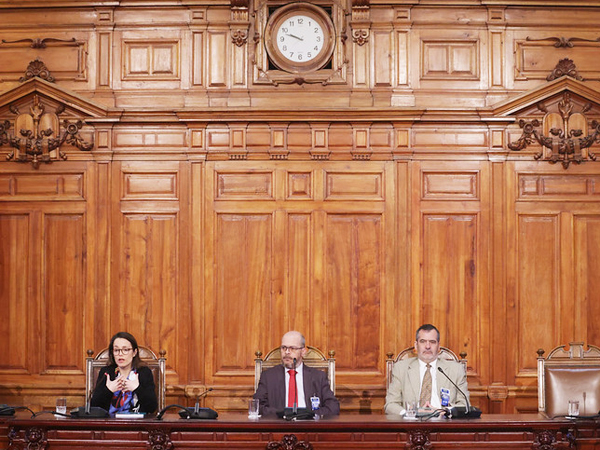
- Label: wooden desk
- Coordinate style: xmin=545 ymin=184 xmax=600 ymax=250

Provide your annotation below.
xmin=6 ymin=412 xmax=600 ymax=450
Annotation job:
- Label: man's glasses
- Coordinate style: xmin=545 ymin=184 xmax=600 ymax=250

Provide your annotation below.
xmin=113 ymin=348 xmax=133 ymax=355
xmin=280 ymin=345 xmax=304 ymax=353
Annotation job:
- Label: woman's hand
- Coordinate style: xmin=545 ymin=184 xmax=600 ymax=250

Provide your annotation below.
xmin=105 ymin=372 xmax=123 ymax=393
xmin=122 ymin=371 xmax=139 ymax=392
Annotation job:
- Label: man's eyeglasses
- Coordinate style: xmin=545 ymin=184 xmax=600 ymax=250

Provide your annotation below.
xmin=113 ymin=348 xmax=133 ymax=355
xmin=280 ymin=345 xmax=304 ymax=353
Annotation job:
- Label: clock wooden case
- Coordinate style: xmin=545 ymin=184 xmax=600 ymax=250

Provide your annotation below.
xmin=264 ymin=2 xmax=335 ymax=74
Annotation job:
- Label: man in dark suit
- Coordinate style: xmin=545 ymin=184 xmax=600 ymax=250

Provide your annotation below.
xmin=253 ymin=331 xmax=340 ymax=417
xmin=384 ymin=324 xmax=469 ymax=415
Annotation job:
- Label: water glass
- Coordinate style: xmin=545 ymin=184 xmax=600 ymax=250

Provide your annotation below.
xmin=404 ymin=401 xmax=418 ymax=419
xmin=568 ymin=400 xmax=579 ymax=417
xmin=55 ymin=398 xmax=67 ymax=415
xmin=248 ymin=398 xmax=260 ymax=418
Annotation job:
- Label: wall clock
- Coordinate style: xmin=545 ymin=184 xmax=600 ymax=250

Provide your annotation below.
xmin=264 ymin=2 xmax=335 ymax=74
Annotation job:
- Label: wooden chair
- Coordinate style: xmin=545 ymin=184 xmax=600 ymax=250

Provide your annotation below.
xmin=254 ymin=346 xmax=336 ymax=394
xmin=385 ymin=347 xmax=467 ymax=390
xmin=537 ymin=342 xmax=600 ymax=417
xmin=85 ymin=347 xmax=167 ymax=410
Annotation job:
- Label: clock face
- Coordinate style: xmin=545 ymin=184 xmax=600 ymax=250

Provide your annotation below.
xmin=265 ymin=3 xmax=335 ymax=74
xmin=275 ymin=14 xmax=325 ymax=64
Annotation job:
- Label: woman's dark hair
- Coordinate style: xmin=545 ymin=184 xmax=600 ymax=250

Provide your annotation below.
xmin=107 ymin=331 xmax=144 ymax=369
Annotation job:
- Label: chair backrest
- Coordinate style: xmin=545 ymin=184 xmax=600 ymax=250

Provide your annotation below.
xmin=537 ymin=342 xmax=600 ymax=417
xmin=85 ymin=346 xmax=167 ymax=410
xmin=254 ymin=346 xmax=336 ymax=394
xmin=385 ymin=347 xmax=467 ymax=390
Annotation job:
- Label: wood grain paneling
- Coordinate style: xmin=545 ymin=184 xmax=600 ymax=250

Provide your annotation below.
xmin=326 ymin=214 xmax=383 ymax=372
xmin=43 ymin=213 xmax=85 ymax=373
xmin=0 ymin=214 xmax=30 ymax=373
xmin=115 ymin=213 xmax=179 ymax=358
xmin=421 ymin=214 xmax=479 ymax=358
xmin=123 ymin=40 xmax=180 ymax=80
xmin=574 ymin=215 xmax=600 ymax=345
xmin=214 ymin=213 xmax=273 ymax=373
xmin=515 ymin=215 xmax=559 ymax=375
xmin=3 ymin=0 xmax=600 ymax=416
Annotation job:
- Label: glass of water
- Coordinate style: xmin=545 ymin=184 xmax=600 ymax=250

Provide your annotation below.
xmin=55 ymin=398 xmax=67 ymax=416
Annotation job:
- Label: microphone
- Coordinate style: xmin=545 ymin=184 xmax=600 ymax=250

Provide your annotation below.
xmin=0 ymin=405 xmax=16 ymax=416
xmin=437 ymin=367 xmax=481 ymax=419
xmin=70 ymin=385 xmax=109 ymax=418
xmin=282 ymin=358 xmax=314 ymax=421
xmin=155 ymin=388 xmax=218 ymax=420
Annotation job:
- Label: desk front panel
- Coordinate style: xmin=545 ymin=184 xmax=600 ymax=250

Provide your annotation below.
xmin=7 ymin=413 xmax=598 ymax=450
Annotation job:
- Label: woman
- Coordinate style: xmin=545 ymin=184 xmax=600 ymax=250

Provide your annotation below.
xmin=90 ymin=331 xmax=158 ymax=414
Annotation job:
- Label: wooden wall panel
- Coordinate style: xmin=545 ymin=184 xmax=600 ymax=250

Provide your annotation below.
xmin=574 ymin=215 xmax=600 ymax=345
xmin=116 ymin=213 xmax=179 ymax=353
xmin=421 ymin=214 xmax=479 ymax=356
xmin=214 ymin=213 xmax=273 ymax=373
xmin=326 ymin=214 xmax=382 ymax=372
xmin=515 ymin=214 xmax=559 ymax=376
xmin=3 ymin=0 xmax=600 ymax=415
xmin=0 ymin=214 xmax=30 ymax=374
xmin=43 ymin=213 xmax=85 ymax=373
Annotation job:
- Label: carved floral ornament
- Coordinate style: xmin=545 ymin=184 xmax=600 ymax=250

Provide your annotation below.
xmin=0 ymin=60 xmax=94 ymax=169
xmin=508 ymin=60 xmax=600 ymax=169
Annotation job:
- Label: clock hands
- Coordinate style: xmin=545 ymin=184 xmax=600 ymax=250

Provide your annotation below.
xmin=286 ymin=33 xmax=304 ymax=41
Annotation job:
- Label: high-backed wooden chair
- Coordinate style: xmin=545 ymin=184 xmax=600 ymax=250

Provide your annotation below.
xmin=254 ymin=346 xmax=336 ymax=394
xmin=86 ymin=347 xmax=167 ymax=410
xmin=385 ymin=347 xmax=467 ymax=390
xmin=537 ymin=342 xmax=600 ymax=417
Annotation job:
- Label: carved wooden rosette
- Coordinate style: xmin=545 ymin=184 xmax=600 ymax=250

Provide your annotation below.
xmin=148 ymin=428 xmax=174 ymax=450
xmin=230 ymin=0 xmax=250 ymax=47
xmin=408 ymin=429 xmax=431 ymax=450
xmin=351 ymin=0 xmax=370 ymax=46
xmin=24 ymin=427 xmax=47 ymax=450
xmin=547 ymin=59 xmax=584 ymax=82
xmin=266 ymin=433 xmax=313 ymax=450
xmin=532 ymin=429 xmax=575 ymax=450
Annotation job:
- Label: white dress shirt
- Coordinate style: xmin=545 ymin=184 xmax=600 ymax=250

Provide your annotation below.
xmin=285 ymin=363 xmax=306 ymax=408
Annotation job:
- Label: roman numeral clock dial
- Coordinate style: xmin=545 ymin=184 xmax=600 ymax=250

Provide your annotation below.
xmin=265 ymin=3 xmax=335 ymax=74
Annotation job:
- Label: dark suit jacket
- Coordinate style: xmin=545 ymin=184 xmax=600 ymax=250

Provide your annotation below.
xmin=90 ymin=365 xmax=158 ymax=414
xmin=253 ymin=364 xmax=340 ymax=416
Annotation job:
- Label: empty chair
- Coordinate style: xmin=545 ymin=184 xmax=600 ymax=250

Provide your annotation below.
xmin=537 ymin=342 xmax=600 ymax=417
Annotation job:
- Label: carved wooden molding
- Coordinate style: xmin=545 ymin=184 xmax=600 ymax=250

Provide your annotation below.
xmin=253 ymin=1 xmax=348 ymax=86
xmin=230 ymin=0 xmax=249 ymax=47
xmin=532 ymin=430 xmax=563 ymax=450
xmin=526 ymin=36 xmax=600 ymax=48
xmin=2 ymin=93 xmax=94 ymax=169
xmin=547 ymin=58 xmax=583 ymax=81
xmin=148 ymin=429 xmax=173 ymax=450
xmin=1 ymin=37 xmax=77 ymax=49
xmin=266 ymin=434 xmax=313 ymax=450
xmin=20 ymin=58 xmax=56 ymax=83
xmin=508 ymin=92 xmax=599 ymax=168
xmin=351 ymin=0 xmax=370 ymax=46
xmin=25 ymin=427 xmax=48 ymax=450
xmin=408 ymin=429 xmax=431 ymax=450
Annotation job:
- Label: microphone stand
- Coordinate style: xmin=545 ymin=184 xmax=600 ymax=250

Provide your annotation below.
xmin=437 ymin=367 xmax=481 ymax=418
xmin=156 ymin=388 xmax=218 ymax=420
xmin=70 ymin=386 xmax=109 ymax=418
xmin=283 ymin=358 xmax=314 ymax=421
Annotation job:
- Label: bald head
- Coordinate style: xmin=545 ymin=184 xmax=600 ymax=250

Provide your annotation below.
xmin=280 ymin=331 xmax=307 ymax=369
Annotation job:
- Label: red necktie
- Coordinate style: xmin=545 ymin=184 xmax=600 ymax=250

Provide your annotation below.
xmin=287 ymin=369 xmax=297 ymax=407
